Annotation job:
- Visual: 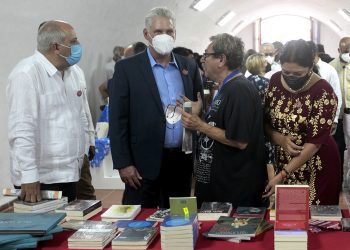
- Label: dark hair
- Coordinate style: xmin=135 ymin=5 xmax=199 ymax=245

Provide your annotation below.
xmin=317 ymin=44 xmax=325 ymax=53
xmin=280 ymin=39 xmax=315 ymax=68
xmin=133 ymin=42 xmax=147 ymax=54
xmin=173 ymin=46 xmax=193 ymax=57
xmin=319 ymin=53 xmax=334 ymax=63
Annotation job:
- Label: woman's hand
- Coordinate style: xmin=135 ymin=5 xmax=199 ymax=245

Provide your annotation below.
xmin=280 ymin=135 xmax=303 ymax=156
xmin=263 ymin=173 xmax=283 ymax=198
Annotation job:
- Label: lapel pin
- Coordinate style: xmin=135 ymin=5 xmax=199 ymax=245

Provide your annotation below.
xmin=182 ymin=69 xmax=188 ymax=75
xmin=77 ymin=90 xmax=82 ymax=97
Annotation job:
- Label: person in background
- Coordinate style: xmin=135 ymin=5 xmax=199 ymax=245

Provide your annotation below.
xmin=317 ymin=43 xmax=334 ymax=63
xmin=7 ymin=20 xmax=93 ymax=202
xmin=245 ymin=53 xmax=275 ymax=182
xmin=181 ymin=33 xmax=266 ymax=208
xmin=272 ymin=41 xmax=283 ymax=63
xmin=241 ymin=48 xmax=257 ymax=77
xmin=123 ymin=42 xmax=147 ymax=58
xmin=260 ymin=43 xmax=282 ymax=79
xmin=264 ymin=39 xmax=341 ymax=205
xmin=173 ymin=46 xmax=194 ymax=59
xmin=109 ymin=7 xmax=203 ymax=208
xmin=330 ymin=37 xmax=350 ymax=189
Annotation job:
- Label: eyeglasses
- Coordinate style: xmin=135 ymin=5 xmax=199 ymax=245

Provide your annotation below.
xmin=202 ymin=52 xmax=220 ymax=60
xmin=264 ymin=53 xmax=274 ymax=57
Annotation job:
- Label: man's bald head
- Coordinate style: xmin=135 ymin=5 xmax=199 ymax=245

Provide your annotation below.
xmin=339 ymin=37 xmax=350 ymax=54
xmin=37 ymin=20 xmax=73 ymax=52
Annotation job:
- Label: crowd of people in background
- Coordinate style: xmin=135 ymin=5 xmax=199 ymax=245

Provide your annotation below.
xmin=6 ymin=6 xmax=350 ymax=209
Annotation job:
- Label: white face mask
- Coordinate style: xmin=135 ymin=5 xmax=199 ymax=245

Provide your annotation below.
xmin=341 ymin=53 xmax=350 ymax=63
xmin=265 ymin=55 xmax=275 ymax=65
xmin=150 ymin=34 xmax=175 ymax=55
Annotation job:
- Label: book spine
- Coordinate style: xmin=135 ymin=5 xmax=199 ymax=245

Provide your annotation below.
xmin=2 ymin=188 xmax=62 ymax=200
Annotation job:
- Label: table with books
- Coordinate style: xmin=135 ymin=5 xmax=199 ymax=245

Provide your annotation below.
xmin=35 ymin=208 xmax=350 ymax=250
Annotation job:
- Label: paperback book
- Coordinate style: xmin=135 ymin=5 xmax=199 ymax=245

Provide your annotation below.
xmin=55 ymin=200 xmax=102 ymax=217
xmin=169 ymin=197 xmax=197 ymax=216
xmin=115 ymin=220 xmax=157 ymax=231
xmin=146 ymin=208 xmax=170 ymax=222
xmin=310 ymin=205 xmax=342 ymax=221
xmin=198 ymin=202 xmax=232 ymax=221
xmin=101 ymin=205 xmax=141 ymax=222
xmin=235 ymin=206 xmax=266 ymax=218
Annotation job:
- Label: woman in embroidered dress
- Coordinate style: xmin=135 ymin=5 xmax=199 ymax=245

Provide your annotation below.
xmin=263 ymin=39 xmax=341 ymax=205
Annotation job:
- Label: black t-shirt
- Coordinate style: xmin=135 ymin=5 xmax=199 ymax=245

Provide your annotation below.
xmin=196 ymin=75 xmax=266 ymax=207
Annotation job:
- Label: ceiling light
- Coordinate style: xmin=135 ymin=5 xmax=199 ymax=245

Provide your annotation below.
xmin=217 ymin=11 xmax=236 ymax=27
xmin=338 ymin=9 xmax=350 ymax=22
xmin=192 ymin=0 xmax=215 ymax=12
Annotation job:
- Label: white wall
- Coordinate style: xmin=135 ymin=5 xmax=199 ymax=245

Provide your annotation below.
xmin=237 ymin=23 xmax=255 ymax=51
xmin=319 ymin=22 xmax=341 ymax=58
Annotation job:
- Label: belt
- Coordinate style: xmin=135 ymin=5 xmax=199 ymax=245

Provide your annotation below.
xmin=344 ymin=108 xmax=350 ymax=114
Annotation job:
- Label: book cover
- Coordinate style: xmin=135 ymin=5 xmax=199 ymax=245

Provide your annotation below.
xmin=235 ymin=207 xmax=266 ymax=218
xmin=55 ymin=200 xmax=101 ymax=216
xmin=146 ymin=208 xmax=170 ymax=222
xmin=68 ymin=228 xmax=116 ymax=242
xmin=101 ymin=205 xmax=141 ymax=219
xmin=65 ymin=206 xmax=102 ymax=221
xmin=115 ymin=220 xmax=157 ymax=231
xmin=0 ymin=195 xmax=17 ymax=212
xmin=169 ymin=197 xmax=197 ymax=216
xmin=207 ymin=216 xmax=263 ymax=238
xmin=2 ymin=188 xmax=62 ymax=200
xmin=275 ymin=185 xmax=309 ymax=230
xmin=112 ymin=227 xmax=157 ymax=245
xmin=161 ymin=214 xmax=198 ymax=231
xmin=310 ymin=205 xmax=342 ymax=221
xmin=0 ymin=233 xmax=32 ymax=245
xmin=0 ymin=212 xmax=66 ymax=235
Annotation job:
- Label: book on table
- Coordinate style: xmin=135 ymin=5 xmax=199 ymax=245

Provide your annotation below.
xmin=197 ymin=202 xmax=232 ymax=221
xmin=275 ymin=185 xmax=310 ymax=231
xmin=55 ymin=200 xmax=102 ymax=217
xmin=0 ymin=194 xmax=17 ymax=212
xmin=68 ymin=223 xmax=117 ymax=249
xmin=146 ymin=208 xmax=170 ymax=222
xmin=115 ymin=220 xmax=157 ymax=231
xmin=61 ymin=220 xmax=113 ymax=231
xmin=160 ymin=214 xmax=199 ymax=250
xmin=169 ymin=197 xmax=197 ymax=216
xmin=14 ymin=197 xmax=68 ymax=213
xmin=65 ymin=206 xmax=103 ymax=221
xmin=112 ymin=227 xmax=158 ymax=247
xmin=0 ymin=212 xmax=66 ymax=235
xmin=101 ymin=205 xmax=141 ymax=222
xmin=207 ymin=216 xmax=263 ymax=238
xmin=310 ymin=205 xmax=342 ymax=221
xmin=235 ymin=206 xmax=267 ymax=218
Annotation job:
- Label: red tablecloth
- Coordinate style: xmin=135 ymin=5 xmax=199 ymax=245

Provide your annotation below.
xmin=37 ymin=209 xmax=350 ymax=250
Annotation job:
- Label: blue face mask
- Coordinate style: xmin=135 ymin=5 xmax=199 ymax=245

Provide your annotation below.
xmin=58 ymin=43 xmax=82 ymax=65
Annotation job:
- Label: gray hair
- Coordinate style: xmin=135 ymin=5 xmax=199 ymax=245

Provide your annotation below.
xmin=209 ymin=33 xmax=245 ymax=70
xmin=145 ymin=7 xmax=176 ymax=29
xmin=37 ymin=21 xmax=66 ymax=52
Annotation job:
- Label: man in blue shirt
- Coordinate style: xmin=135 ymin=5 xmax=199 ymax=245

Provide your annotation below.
xmin=109 ymin=7 xmax=203 ymax=208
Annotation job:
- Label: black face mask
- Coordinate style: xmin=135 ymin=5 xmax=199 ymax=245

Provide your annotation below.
xmin=282 ymin=72 xmax=311 ymax=91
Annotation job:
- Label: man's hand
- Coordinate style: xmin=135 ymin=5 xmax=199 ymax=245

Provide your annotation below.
xmin=20 ymin=182 xmax=41 ymax=203
xmin=118 ymin=165 xmax=142 ymax=190
xmin=280 ymin=135 xmax=303 ymax=156
xmin=262 ymin=173 xmax=283 ymax=198
xmin=88 ymin=146 xmax=96 ymax=161
xmin=177 ymin=92 xmax=203 ymax=116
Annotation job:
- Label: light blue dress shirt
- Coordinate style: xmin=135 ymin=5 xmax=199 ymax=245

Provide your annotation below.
xmin=147 ymin=48 xmax=185 ymax=148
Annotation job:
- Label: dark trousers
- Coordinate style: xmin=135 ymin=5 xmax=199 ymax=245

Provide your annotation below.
xmin=333 ymin=119 xmax=346 ymax=189
xmin=122 ymin=148 xmax=193 ymax=208
xmin=15 ymin=182 xmax=77 ymax=202
xmin=76 ymin=155 xmax=96 ymax=200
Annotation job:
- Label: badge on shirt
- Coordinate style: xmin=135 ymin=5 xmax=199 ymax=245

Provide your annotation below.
xmin=182 ymin=69 xmax=189 ymax=76
xmin=77 ymin=90 xmax=82 ymax=97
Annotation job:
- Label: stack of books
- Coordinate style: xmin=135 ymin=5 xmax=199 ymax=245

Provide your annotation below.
xmin=61 ymin=220 xmax=113 ymax=231
xmin=55 ymin=200 xmax=102 ymax=220
xmin=0 ymin=194 xmax=17 ymax=212
xmin=0 ymin=212 xmax=65 ymax=249
xmin=274 ymin=185 xmax=309 ymax=250
xmin=235 ymin=206 xmax=267 ymax=218
xmin=205 ymin=216 xmax=265 ymax=242
xmin=197 ymin=202 xmax=232 ymax=221
xmin=68 ymin=221 xmax=117 ymax=249
xmin=14 ymin=197 xmax=68 ymax=213
xmin=101 ymin=205 xmax=141 ymax=222
xmin=310 ymin=205 xmax=342 ymax=221
xmin=274 ymin=230 xmax=308 ymax=250
xmin=112 ymin=227 xmax=158 ymax=249
xmin=146 ymin=208 xmax=170 ymax=222
xmin=160 ymin=214 xmax=199 ymax=250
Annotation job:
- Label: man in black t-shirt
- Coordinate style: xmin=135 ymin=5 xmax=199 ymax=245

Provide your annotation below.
xmin=181 ymin=33 xmax=267 ymax=207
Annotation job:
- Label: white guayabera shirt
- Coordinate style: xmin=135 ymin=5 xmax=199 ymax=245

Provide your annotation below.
xmin=7 ymin=50 xmax=94 ymax=186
